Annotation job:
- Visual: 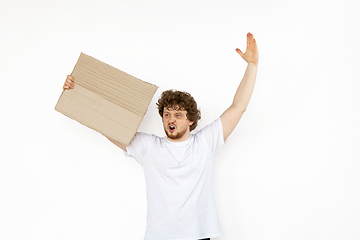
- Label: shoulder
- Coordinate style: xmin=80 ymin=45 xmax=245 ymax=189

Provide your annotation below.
xmin=131 ymin=132 xmax=160 ymax=145
xmin=195 ymin=118 xmax=223 ymax=137
xmin=126 ymin=132 xmax=162 ymax=160
xmin=193 ymin=118 xmax=225 ymax=153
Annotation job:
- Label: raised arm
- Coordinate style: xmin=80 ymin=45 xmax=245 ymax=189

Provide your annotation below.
xmin=105 ymin=136 xmax=127 ymax=152
xmin=220 ymin=32 xmax=259 ymax=141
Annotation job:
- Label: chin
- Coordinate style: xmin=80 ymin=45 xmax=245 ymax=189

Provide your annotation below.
xmin=165 ymin=129 xmax=186 ymax=140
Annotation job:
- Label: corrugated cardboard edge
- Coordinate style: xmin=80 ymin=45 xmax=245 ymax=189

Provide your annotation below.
xmin=55 ymin=52 xmax=158 ymax=146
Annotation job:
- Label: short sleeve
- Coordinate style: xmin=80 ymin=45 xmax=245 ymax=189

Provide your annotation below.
xmin=195 ymin=117 xmax=225 ymax=155
xmin=125 ymin=132 xmax=155 ymax=165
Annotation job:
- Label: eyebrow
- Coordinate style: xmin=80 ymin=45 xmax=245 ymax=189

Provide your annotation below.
xmin=164 ymin=111 xmax=185 ymax=114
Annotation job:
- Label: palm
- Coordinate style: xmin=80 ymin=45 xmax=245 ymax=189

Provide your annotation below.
xmin=236 ymin=33 xmax=259 ymax=64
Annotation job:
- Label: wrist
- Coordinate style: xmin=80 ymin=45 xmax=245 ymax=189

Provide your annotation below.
xmin=248 ymin=62 xmax=259 ymax=68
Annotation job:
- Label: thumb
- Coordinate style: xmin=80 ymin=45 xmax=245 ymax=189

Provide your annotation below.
xmin=236 ymin=48 xmax=244 ymax=58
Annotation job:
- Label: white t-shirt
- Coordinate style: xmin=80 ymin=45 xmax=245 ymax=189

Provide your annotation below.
xmin=125 ymin=118 xmax=225 ymax=240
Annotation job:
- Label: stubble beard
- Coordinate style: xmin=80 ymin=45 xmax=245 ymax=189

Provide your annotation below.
xmin=164 ymin=126 xmax=187 ymax=140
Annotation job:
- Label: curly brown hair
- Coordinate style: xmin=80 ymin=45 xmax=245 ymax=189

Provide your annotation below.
xmin=156 ymin=90 xmax=201 ymax=131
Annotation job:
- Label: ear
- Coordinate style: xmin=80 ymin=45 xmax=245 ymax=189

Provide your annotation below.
xmin=188 ymin=121 xmax=194 ymax=126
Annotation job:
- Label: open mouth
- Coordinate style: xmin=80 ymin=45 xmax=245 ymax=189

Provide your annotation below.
xmin=169 ymin=125 xmax=176 ymax=132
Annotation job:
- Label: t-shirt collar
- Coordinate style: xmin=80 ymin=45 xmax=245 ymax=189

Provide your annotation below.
xmin=163 ymin=134 xmax=193 ymax=147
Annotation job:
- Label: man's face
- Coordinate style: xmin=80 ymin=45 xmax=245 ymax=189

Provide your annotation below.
xmin=162 ymin=107 xmax=194 ymax=142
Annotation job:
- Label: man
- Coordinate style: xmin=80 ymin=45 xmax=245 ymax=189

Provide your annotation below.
xmin=63 ymin=33 xmax=259 ymax=240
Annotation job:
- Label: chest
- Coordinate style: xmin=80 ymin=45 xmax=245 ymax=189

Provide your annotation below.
xmin=144 ymin=142 xmax=214 ymax=191
xmin=144 ymin=141 xmax=212 ymax=174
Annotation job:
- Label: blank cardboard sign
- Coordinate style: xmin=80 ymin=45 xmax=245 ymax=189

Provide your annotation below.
xmin=55 ymin=53 xmax=158 ymax=146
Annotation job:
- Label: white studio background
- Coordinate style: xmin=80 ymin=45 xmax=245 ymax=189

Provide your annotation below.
xmin=1 ymin=0 xmax=359 ymax=240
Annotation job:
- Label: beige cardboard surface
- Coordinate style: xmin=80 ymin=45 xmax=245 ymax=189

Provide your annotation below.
xmin=55 ymin=53 xmax=158 ymax=146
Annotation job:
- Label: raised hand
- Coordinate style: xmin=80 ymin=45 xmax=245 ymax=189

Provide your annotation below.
xmin=236 ymin=32 xmax=259 ymax=65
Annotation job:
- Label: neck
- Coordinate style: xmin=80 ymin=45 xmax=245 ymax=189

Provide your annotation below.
xmin=166 ymin=130 xmax=191 ymax=142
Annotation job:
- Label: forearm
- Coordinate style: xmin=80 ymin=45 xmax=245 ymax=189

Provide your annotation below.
xmin=105 ymin=136 xmax=127 ymax=152
xmin=231 ymin=62 xmax=258 ymax=111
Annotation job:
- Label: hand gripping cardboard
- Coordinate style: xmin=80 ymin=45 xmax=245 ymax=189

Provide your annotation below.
xmin=55 ymin=53 xmax=158 ymax=146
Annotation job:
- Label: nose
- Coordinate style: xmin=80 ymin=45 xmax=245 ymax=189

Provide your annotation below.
xmin=169 ymin=115 xmax=176 ymax=122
